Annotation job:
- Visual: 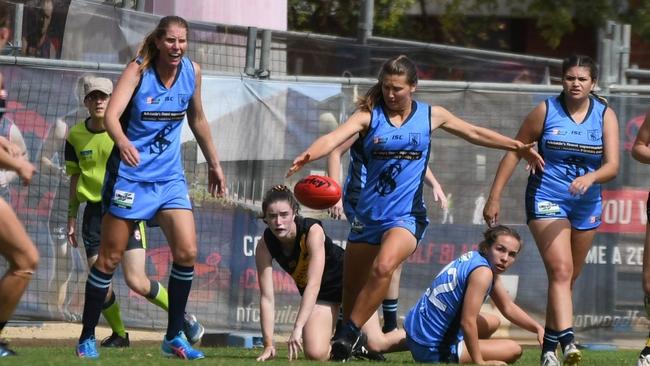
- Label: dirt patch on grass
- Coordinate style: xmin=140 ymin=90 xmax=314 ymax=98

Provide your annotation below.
xmin=3 ymin=322 xmax=162 ymax=347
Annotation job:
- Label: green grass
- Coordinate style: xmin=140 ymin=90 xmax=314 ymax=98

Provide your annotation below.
xmin=1 ymin=346 xmax=640 ymax=365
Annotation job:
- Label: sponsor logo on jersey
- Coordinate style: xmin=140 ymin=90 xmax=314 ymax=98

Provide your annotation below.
xmin=146 ymin=96 xmax=161 ymax=105
xmin=551 ymin=129 xmax=567 ymax=135
xmin=537 ymin=201 xmax=561 ymax=215
xmin=80 ymin=149 xmax=93 ymax=160
xmin=141 ymin=111 xmax=186 ymax=122
xmin=351 ymin=217 xmax=364 ymax=233
xmin=112 ymin=189 xmax=135 ymax=209
xmin=373 ymin=136 xmax=388 ymax=144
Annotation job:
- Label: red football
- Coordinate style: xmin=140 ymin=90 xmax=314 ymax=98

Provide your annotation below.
xmin=294 ymin=175 xmax=342 ymax=210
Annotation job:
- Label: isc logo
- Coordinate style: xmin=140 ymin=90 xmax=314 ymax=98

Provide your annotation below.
xmin=392 ymin=135 xmax=403 ymax=140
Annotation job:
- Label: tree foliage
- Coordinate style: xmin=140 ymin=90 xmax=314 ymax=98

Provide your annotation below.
xmin=287 ymin=0 xmax=416 ymax=37
xmin=288 ymin=0 xmax=650 ymax=49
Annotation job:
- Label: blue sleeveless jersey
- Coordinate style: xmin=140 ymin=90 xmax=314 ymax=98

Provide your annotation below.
xmin=354 ymin=101 xmax=431 ymax=223
xmin=404 ymin=251 xmax=491 ymax=348
xmin=342 ymin=136 xmax=366 ymax=219
xmin=527 ymin=95 xmax=606 ymax=202
xmin=115 ymin=57 xmax=195 ymax=181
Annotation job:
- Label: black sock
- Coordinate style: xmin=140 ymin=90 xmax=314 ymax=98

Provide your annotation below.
xmin=79 ymin=266 xmax=112 ymax=343
xmin=558 ymin=327 xmax=575 ymax=350
xmin=102 ymin=291 xmax=116 ymax=310
xmin=382 ymin=298 xmax=398 ymax=332
xmin=165 ymin=263 xmax=194 ymax=341
xmin=542 ymin=327 xmax=560 ymax=354
xmin=146 ymin=279 xmax=159 ymax=299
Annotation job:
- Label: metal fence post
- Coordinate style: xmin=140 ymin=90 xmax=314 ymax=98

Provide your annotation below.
xmin=619 ymin=24 xmax=631 ymax=85
xmin=12 ymin=3 xmax=23 ymax=56
xmin=257 ymin=29 xmax=271 ymax=78
xmin=244 ymin=27 xmax=257 ymax=76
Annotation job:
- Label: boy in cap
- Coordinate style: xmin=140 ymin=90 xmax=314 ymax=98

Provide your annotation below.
xmin=66 ymin=76 xmax=204 ymax=354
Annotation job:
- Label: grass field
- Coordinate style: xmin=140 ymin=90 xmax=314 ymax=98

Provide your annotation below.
xmin=1 ymin=346 xmax=640 ymax=365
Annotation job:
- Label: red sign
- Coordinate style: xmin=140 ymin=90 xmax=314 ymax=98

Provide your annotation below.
xmin=599 ymin=189 xmax=648 ymax=233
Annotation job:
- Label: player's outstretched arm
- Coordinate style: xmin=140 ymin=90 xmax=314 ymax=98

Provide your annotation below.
xmin=287 ymin=111 xmax=369 ymax=177
xmin=326 ymin=135 xmax=356 ymax=219
xmin=484 ymin=102 xmax=545 ymax=226
xmin=288 ymin=224 xmax=327 ymax=361
xmin=490 ymin=277 xmax=544 ymax=346
xmin=255 ymin=238 xmax=277 ymax=362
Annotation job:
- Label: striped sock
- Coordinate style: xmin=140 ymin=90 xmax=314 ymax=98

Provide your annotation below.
xmin=165 ymin=263 xmax=194 ymax=340
xmin=80 ymin=266 xmax=112 ymax=343
xmin=558 ymin=327 xmax=575 ymax=350
xmin=382 ymin=298 xmax=398 ymax=332
xmin=542 ymin=327 xmax=560 ymax=354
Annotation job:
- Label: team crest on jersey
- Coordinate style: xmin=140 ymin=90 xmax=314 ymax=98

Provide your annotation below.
xmin=178 ymin=94 xmax=190 ymax=106
xmin=409 ymin=133 xmax=420 ymax=145
xmin=537 ymin=201 xmax=560 ymax=215
xmin=373 ymin=136 xmax=387 ymax=144
xmin=587 ymin=129 xmax=601 ymax=141
xmin=112 ymin=189 xmax=135 ymax=209
xmin=146 ymin=96 xmax=161 ymax=105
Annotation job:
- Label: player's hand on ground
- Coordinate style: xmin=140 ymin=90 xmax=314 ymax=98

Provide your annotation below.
xmin=482 ymin=196 xmax=500 ymax=227
xmin=536 ymin=326 xmax=544 ymax=347
xmin=515 ymin=141 xmax=544 ymax=174
xmin=286 ymin=153 xmax=310 ymax=177
xmin=569 ymin=174 xmax=595 ymax=196
xmin=287 ymin=328 xmax=304 ymax=361
xmin=117 ymin=139 xmax=139 ymax=167
xmin=208 ymin=163 xmax=226 ymax=197
xmin=328 ymin=199 xmax=345 ymax=219
xmin=16 ymin=159 xmax=36 ymax=185
xmin=67 ymin=217 xmax=78 ymax=247
xmin=256 ymin=345 xmax=276 ymax=362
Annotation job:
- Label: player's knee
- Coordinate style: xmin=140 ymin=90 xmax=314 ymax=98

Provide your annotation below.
xmin=371 ymin=259 xmax=397 ymax=280
xmin=507 ymin=343 xmax=523 ymax=363
xmin=97 ymin=251 xmax=123 ymax=272
xmin=547 ymin=263 xmax=573 ymax=284
xmin=12 ymin=244 xmax=39 ymax=273
xmin=304 ymin=346 xmax=330 ymax=361
xmin=172 ymin=245 xmax=197 ymax=264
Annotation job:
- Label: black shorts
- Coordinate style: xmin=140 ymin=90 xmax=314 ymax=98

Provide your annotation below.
xmin=82 ymin=202 xmax=146 ymax=258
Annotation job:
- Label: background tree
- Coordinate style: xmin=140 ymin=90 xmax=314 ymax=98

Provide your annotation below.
xmin=288 ymin=0 xmax=647 ymax=50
